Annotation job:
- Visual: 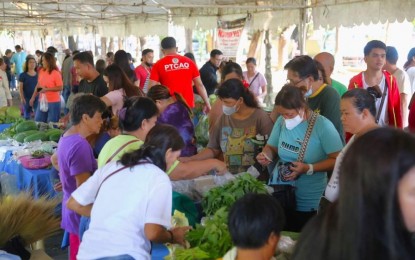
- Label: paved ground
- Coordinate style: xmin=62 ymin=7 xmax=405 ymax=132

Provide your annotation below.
xmin=44 ymin=230 xmax=68 ymax=259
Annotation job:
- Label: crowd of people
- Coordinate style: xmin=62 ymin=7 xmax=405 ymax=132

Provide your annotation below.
xmin=2 ymin=37 xmax=415 ymax=259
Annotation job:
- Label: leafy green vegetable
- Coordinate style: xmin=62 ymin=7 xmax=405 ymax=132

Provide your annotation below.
xmin=184 ymin=207 xmax=232 ymax=259
xmin=202 ymin=173 xmax=268 ymax=216
xmin=31 ymin=150 xmax=45 ymax=158
xmin=165 ymin=247 xmax=210 ymax=260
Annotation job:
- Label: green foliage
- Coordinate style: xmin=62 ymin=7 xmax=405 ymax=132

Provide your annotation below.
xmin=202 ymin=173 xmax=268 ymax=216
xmin=165 ymin=247 xmax=210 ymax=260
xmin=184 ymin=207 xmax=232 ymax=259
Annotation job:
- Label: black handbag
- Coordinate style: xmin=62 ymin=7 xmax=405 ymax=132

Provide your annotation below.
xmin=270 ymin=184 xmax=297 ymax=211
xmin=270 ymin=111 xmax=318 ymax=211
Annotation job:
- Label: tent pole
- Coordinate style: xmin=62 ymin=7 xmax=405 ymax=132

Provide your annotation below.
xmin=299 ymin=0 xmax=308 ymax=55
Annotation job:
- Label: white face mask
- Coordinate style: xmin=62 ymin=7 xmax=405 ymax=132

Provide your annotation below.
xmin=304 ymin=87 xmax=313 ymax=98
xmin=223 ymin=104 xmax=237 ymax=115
xmin=285 ymin=113 xmax=303 ymax=130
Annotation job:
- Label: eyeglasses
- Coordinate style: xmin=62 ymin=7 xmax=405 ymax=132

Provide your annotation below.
xmin=286 ymin=77 xmax=307 ymax=86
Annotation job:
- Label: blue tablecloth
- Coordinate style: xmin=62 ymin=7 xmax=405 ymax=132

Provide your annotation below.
xmin=0 ymin=149 xmax=57 ymax=199
xmin=0 ymin=124 xmax=12 ymax=133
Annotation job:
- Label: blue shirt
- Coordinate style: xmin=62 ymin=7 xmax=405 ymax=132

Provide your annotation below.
xmin=268 ymin=115 xmax=343 ymax=211
xmin=11 ymin=51 xmax=27 ymax=75
xmin=19 ymin=72 xmax=38 ymax=99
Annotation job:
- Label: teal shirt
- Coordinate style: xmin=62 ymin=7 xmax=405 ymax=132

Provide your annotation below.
xmin=10 ymin=51 xmax=27 ymax=75
xmin=267 ymin=115 xmax=343 ymax=212
xmin=331 ymin=78 xmax=347 ymax=97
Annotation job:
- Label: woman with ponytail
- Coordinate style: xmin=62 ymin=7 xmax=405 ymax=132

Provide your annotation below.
xmin=67 ymin=124 xmax=191 ymax=260
xmin=323 ymin=87 xmax=380 ymax=203
xmin=101 ymin=64 xmax=143 ymax=116
xmin=98 ymin=96 xmax=227 ymax=180
xmin=97 ymin=96 xmax=158 ymax=168
xmin=181 ymin=78 xmax=273 ymax=174
xmin=147 ymin=84 xmax=196 ymax=156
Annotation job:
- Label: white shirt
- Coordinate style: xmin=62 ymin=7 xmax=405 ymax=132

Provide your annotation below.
xmin=325 ymin=135 xmax=355 ymax=202
xmin=362 ymin=73 xmax=388 ymax=126
xmin=406 ymin=67 xmax=415 ymax=94
xmin=0 ymin=70 xmax=11 ymax=107
xmin=73 ymin=162 xmax=172 ymax=260
xmin=393 ymin=68 xmax=412 ymax=96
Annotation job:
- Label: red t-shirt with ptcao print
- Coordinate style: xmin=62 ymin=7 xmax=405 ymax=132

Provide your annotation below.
xmin=150 ymin=54 xmax=200 ymax=108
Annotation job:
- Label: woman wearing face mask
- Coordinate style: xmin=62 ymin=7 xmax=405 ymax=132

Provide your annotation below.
xmin=208 ymin=61 xmax=251 ymax=131
xmin=271 ymin=56 xmax=344 ymax=145
xmin=181 ymin=78 xmax=273 ymax=174
xmin=257 ymin=84 xmax=343 ymax=232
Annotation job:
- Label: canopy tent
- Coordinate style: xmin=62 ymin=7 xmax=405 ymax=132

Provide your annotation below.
xmin=312 ymin=0 xmax=415 ymax=27
xmin=1 ymin=0 xmax=414 ymax=37
xmin=0 ymin=0 xmax=303 ymax=36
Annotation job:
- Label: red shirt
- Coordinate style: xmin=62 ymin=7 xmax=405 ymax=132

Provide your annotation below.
xmin=150 ymin=54 xmax=200 ymax=107
xmin=134 ymin=64 xmax=151 ymax=90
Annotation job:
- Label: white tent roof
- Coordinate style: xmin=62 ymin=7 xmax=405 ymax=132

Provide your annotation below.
xmin=312 ymin=0 xmax=415 ymax=27
xmin=0 ymin=0 xmax=414 ymax=36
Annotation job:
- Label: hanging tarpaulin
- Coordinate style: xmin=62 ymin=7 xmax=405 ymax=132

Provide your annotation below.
xmin=216 ymin=17 xmax=246 ymax=59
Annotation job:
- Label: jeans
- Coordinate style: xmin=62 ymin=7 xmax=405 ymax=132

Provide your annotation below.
xmin=23 ymin=97 xmax=38 ymax=119
xmin=62 ymin=85 xmax=71 ymax=115
xmin=35 ymin=101 xmax=61 ymax=123
xmin=95 ymin=255 xmax=135 ymax=260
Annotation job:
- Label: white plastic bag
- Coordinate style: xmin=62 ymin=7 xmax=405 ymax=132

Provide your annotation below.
xmin=39 ymin=93 xmax=48 ymax=112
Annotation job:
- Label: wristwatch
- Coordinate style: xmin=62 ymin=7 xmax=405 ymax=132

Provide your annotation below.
xmin=306 ymin=164 xmax=314 ymax=175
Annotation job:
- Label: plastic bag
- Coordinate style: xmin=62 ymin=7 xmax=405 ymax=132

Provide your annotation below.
xmin=39 ymin=93 xmax=48 ymax=112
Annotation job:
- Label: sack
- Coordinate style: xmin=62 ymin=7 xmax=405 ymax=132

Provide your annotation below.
xmin=270 ymin=184 xmax=296 ymax=211
xmin=39 ymin=93 xmax=48 ymax=112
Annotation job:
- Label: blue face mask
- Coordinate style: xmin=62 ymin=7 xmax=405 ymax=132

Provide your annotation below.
xmin=223 ymin=104 xmax=237 ymax=115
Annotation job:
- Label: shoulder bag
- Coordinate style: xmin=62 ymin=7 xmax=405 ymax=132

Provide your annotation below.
xmin=270 ymin=111 xmax=318 ymax=211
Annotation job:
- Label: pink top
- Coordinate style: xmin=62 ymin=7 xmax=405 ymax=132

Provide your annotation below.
xmin=243 ymin=71 xmax=267 ymax=97
xmin=104 ymin=88 xmax=125 ymax=116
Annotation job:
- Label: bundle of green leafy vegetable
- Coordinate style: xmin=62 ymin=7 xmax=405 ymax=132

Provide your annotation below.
xmin=202 ymin=173 xmax=268 ymax=216
xmin=169 ymin=207 xmax=231 ymax=259
xmin=166 ymin=174 xmax=269 ymax=259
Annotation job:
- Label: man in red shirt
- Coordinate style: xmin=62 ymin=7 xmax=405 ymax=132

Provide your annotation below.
xmin=149 ymin=37 xmax=211 ymax=111
xmin=348 ymin=40 xmax=402 ymax=129
xmin=135 ymin=48 xmax=154 ymax=94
